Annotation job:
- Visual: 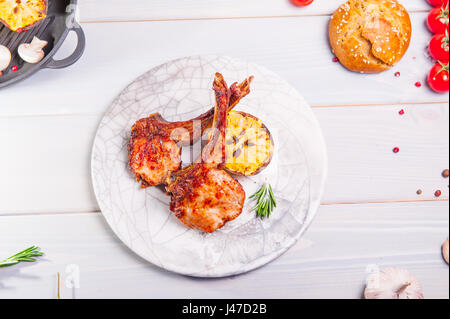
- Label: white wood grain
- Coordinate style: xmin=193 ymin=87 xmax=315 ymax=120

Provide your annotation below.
xmin=0 ymin=12 xmax=446 ymax=117
xmin=0 ymin=201 xmax=447 ymax=299
xmin=78 ymin=0 xmax=430 ymax=22
xmin=318 ymin=102 xmax=449 ymax=204
xmin=0 ymin=103 xmax=447 ymax=215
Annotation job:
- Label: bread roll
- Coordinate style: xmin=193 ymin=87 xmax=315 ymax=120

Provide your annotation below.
xmin=329 ymin=0 xmax=412 ymax=73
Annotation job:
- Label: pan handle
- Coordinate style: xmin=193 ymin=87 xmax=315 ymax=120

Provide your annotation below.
xmin=45 ymin=25 xmax=86 ymax=69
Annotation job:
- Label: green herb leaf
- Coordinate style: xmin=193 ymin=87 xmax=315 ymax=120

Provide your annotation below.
xmin=0 ymin=246 xmax=43 ymax=268
xmin=250 ymin=183 xmax=277 ymax=220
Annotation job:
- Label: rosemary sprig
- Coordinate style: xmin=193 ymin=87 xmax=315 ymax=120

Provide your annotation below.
xmin=0 ymin=246 xmax=43 ymax=268
xmin=250 ymin=183 xmax=277 ymax=219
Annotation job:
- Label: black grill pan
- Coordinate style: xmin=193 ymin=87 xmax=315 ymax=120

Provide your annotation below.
xmin=0 ymin=0 xmax=85 ymax=88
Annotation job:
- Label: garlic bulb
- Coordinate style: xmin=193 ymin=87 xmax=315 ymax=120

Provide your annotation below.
xmin=0 ymin=45 xmax=12 ymax=72
xmin=364 ymin=267 xmax=424 ymax=299
xmin=443 ymin=239 xmax=449 ymax=265
xmin=18 ymin=36 xmax=48 ymax=64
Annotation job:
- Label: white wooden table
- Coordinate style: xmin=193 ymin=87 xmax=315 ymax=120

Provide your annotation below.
xmin=0 ymin=0 xmax=448 ymax=299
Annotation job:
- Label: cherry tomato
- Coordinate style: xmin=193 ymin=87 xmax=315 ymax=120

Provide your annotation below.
xmin=427 ymin=4 xmax=449 ymax=34
xmin=290 ymin=0 xmax=314 ymax=6
xmin=427 ymin=0 xmax=448 ymax=7
xmin=429 ymin=31 xmax=449 ymax=62
xmin=428 ymin=62 xmax=449 ymax=93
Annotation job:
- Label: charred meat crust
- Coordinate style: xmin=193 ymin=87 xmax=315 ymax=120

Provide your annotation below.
xmin=224 ymin=111 xmax=275 ymax=177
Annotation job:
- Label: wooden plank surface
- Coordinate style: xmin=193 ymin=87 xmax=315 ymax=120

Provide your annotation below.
xmin=0 ymin=201 xmax=447 ymax=299
xmin=78 ymin=0 xmax=430 ymax=22
xmin=0 ymin=12 xmax=446 ymax=118
xmin=0 ymin=103 xmax=447 ymax=215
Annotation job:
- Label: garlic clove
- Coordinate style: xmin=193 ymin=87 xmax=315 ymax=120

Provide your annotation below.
xmin=364 ymin=267 xmax=424 ymax=299
xmin=443 ymin=239 xmax=449 ymax=265
xmin=18 ymin=36 xmax=48 ymax=64
xmin=0 ymin=45 xmax=12 ymax=72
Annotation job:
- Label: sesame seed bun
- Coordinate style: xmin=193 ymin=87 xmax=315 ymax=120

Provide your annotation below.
xmin=329 ymin=0 xmax=412 ymax=74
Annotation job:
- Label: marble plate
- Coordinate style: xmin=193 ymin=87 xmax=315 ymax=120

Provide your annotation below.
xmin=91 ymin=56 xmax=328 ymax=277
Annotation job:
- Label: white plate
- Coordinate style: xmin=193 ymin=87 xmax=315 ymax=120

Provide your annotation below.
xmin=91 ymin=56 xmax=328 ymax=277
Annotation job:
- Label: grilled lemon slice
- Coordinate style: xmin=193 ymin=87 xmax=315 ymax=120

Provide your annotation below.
xmin=0 ymin=0 xmax=48 ymax=32
xmin=225 ymin=111 xmax=274 ymax=176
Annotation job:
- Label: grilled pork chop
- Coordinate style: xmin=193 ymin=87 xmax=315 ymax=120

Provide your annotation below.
xmin=128 ymin=76 xmax=253 ymax=188
xmin=166 ymin=73 xmax=246 ymax=233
